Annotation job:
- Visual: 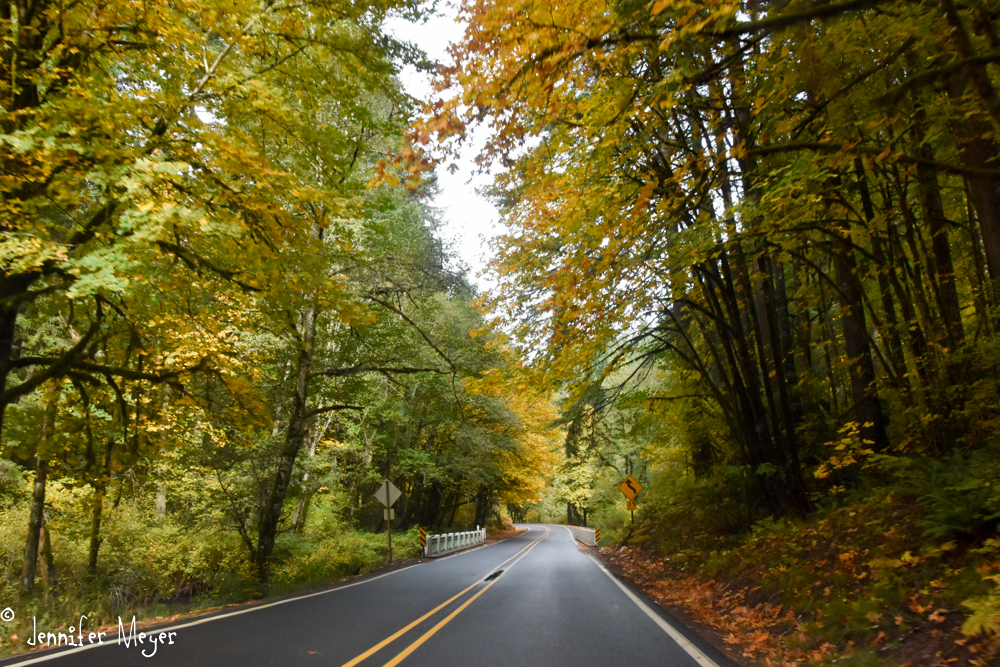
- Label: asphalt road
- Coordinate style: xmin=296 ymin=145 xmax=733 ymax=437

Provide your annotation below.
xmin=2 ymin=524 xmax=736 ymax=666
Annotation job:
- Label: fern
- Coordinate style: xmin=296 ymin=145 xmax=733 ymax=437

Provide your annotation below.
xmin=962 ymin=576 xmax=1000 ymax=637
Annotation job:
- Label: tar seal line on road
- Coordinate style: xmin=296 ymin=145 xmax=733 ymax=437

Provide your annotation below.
xmin=588 ymin=555 xmax=721 ymax=667
xmin=339 ymin=527 xmax=551 ymax=667
xmin=378 ymin=528 xmax=549 ymax=667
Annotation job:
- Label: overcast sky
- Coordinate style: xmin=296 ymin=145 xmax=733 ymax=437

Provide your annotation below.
xmin=385 ymin=5 xmax=501 ymax=293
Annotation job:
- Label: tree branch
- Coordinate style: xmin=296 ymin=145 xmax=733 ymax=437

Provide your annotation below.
xmin=305 ymin=404 xmax=363 ymax=419
xmin=308 ymin=366 xmax=447 ymax=380
xmin=367 ymin=296 xmax=457 ymax=371
xmin=750 ymin=142 xmax=1000 ymax=178
xmin=714 ymin=0 xmax=884 ymax=37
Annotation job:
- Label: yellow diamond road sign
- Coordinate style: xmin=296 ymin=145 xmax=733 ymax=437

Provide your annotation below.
xmin=618 ymin=475 xmax=642 ymax=500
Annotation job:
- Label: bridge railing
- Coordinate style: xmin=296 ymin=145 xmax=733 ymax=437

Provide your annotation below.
xmin=424 ymin=526 xmax=486 ymax=557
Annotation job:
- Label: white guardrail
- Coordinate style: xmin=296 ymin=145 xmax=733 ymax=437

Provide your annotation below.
xmin=423 ymin=526 xmax=486 ymax=557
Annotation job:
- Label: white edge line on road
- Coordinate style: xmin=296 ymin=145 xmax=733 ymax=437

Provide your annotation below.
xmin=563 ymin=524 xmax=597 ymax=547
xmin=2 ymin=562 xmax=424 ymax=666
xmin=589 ymin=555 xmax=722 ymax=667
xmin=5 ymin=532 xmax=524 ymax=666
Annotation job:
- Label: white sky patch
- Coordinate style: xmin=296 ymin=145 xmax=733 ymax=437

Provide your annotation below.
xmin=385 ymin=5 xmax=501 ymax=294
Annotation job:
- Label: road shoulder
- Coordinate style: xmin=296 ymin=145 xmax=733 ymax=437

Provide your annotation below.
xmin=580 ymin=541 xmax=752 ymax=667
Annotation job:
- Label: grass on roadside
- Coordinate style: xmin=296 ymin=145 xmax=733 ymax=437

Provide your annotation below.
xmin=0 ymin=489 xmax=422 ymax=657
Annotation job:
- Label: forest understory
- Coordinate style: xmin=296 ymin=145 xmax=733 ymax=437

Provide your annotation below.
xmin=588 ymin=454 xmax=1000 ymax=667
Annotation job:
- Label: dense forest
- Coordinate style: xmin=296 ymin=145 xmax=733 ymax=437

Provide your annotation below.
xmin=426 ymin=0 xmax=1000 ymax=662
xmin=0 ymin=0 xmax=557 ymax=643
xmin=6 ymin=0 xmax=1000 ymax=662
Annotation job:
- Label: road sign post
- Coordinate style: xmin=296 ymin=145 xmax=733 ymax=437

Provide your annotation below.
xmin=618 ymin=475 xmax=642 ymax=525
xmin=385 ymin=480 xmax=392 ymax=563
xmin=373 ymin=478 xmax=402 ymax=564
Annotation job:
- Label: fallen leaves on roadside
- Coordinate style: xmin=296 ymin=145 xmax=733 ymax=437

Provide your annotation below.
xmin=600 ymin=543 xmax=1000 ymax=666
xmin=930 ymin=608 xmax=949 ymax=623
xmin=603 ymin=545 xmax=806 ymax=665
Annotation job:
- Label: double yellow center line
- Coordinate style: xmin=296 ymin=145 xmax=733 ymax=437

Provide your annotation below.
xmin=340 ymin=526 xmax=550 ymax=667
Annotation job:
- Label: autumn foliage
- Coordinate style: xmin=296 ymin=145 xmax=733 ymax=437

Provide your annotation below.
xmin=434 ymin=0 xmax=1000 ymax=660
xmin=0 ymin=0 xmax=561 ymax=645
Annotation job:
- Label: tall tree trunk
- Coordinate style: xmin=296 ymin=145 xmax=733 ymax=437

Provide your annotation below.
xmin=938 ymin=0 xmax=1000 ymax=130
xmin=38 ymin=515 xmax=56 ymax=596
xmin=408 ymin=475 xmax=426 ymax=526
xmin=290 ymin=427 xmax=316 ymax=535
xmin=421 ymin=479 xmax=443 ymax=527
xmin=695 ymin=265 xmax=758 ymax=473
xmin=21 ymin=399 xmax=54 ymax=595
xmin=942 ymin=57 xmax=1000 ymax=293
xmin=833 ymin=230 xmax=891 ymax=453
xmin=964 ymin=185 xmax=994 ymax=331
xmin=87 ymin=438 xmax=114 ymax=575
xmin=154 ymin=444 xmax=167 ymax=521
xmin=717 ymin=252 xmax=786 ymax=516
xmin=727 ymin=65 xmax=810 ymax=515
xmin=21 ymin=462 xmax=47 ymax=596
xmin=855 ymin=159 xmax=907 ymax=384
xmin=88 ymin=488 xmax=104 ymax=577
xmin=473 ymin=489 xmax=487 ymax=528
xmin=816 ymin=277 xmax=842 ymax=415
xmin=912 ymin=112 xmax=965 ymax=348
xmin=256 ymin=301 xmax=318 ymax=584
xmin=893 ymin=169 xmax=942 ymax=363
xmin=933 ymin=1 xmax=1000 ymax=302
xmin=959 ymin=138 xmax=1000 ymax=290
xmin=772 ymin=261 xmax=798 ymax=384
xmin=396 ymin=481 xmax=410 ymax=531
xmin=790 ymin=259 xmax=814 ymax=378
xmin=881 ymin=210 xmax=930 ymax=383
xmin=448 ymin=488 xmax=463 ymax=528
xmin=755 ymin=254 xmax=811 ymax=514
